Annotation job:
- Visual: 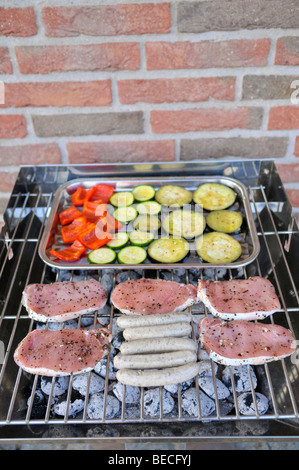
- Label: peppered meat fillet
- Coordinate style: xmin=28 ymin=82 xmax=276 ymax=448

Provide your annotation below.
xmin=22 ymin=280 xmax=107 ymax=323
xmin=14 ymin=327 xmax=112 ymax=376
xmin=199 ymin=317 xmax=296 ymax=366
xmin=197 ymin=277 xmax=281 ymax=321
xmin=111 ymin=278 xmax=197 ymax=315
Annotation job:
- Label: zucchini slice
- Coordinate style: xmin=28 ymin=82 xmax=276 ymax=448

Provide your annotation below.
xmin=129 ymin=230 xmax=155 ymax=246
xmin=133 ymin=214 xmax=161 ymax=232
xmin=195 ymin=232 xmax=242 ymax=263
xmin=193 ymin=183 xmax=236 ymax=211
xmin=113 ymin=206 xmax=138 ymax=224
xmin=206 ymin=210 xmax=243 ymax=233
xmin=117 ymin=246 xmax=147 ymax=265
xmin=88 ymin=247 xmax=116 ymax=264
xmin=136 ymin=200 xmax=162 ymax=215
xmin=155 ymin=185 xmax=193 ymax=207
xmin=110 ymin=191 xmax=134 ymax=207
xmin=132 ymin=184 xmax=155 ymax=202
xmin=148 ymin=237 xmax=189 ymax=263
xmin=107 ymin=232 xmax=129 ymax=249
xmin=162 ymin=209 xmax=206 ymax=239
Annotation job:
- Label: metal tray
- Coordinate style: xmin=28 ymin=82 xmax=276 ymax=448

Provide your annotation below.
xmin=38 ymin=175 xmax=260 ymax=270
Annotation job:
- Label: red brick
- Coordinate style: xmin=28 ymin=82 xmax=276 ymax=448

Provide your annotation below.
xmin=150 ymin=107 xmax=262 ymax=133
xmin=146 ymin=39 xmax=270 ymax=70
xmin=0 ymin=81 xmax=112 ymax=107
xmin=0 ymin=171 xmax=18 ymax=192
xmin=275 ymin=37 xmax=299 ymax=65
xmin=268 ymin=106 xmax=299 ymax=130
xmin=0 ymin=7 xmax=37 ymax=37
xmin=0 ymin=47 xmax=13 ymax=74
xmin=16 ymin=43 xmax=140 ymax=74
xmin=0 ymin=115 xmax=27 ymax=138
xmin=0 ymin=143 xmax=61 ymax=165
xmin=118 ymin=77 xmax=235 ymax=104
xmin=276 ymin=163 xmax=299 ymax=183
xmin=294 ymin=136 xmax=299 ymax=156
xmin=42 ymin=4 xmax=170 ymax=36
xmin=286 ymin=189 xmax=299 ymax=208
xmin=67 ymin=140 xmax=175 ymax=163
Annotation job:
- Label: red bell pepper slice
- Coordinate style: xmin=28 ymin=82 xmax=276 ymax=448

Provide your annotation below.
xmin=72 ymin=186 xmax=97 ymax=206
xmin=89 ymin=184 xmax=114 ymax=203
xmin=50 ymin=240 xmax=86 ymax=262
xmin=101 ymin=212 xmax=122 ymax=233
xmin=82 ymin=200 xmax=107 ymax=222
xmin=60 ymin=216 xmax=88 ymax=244
xmin=78 ymin=222 xmax=113 ymax=250
xmin=59 ymin=205 xmax=82 ymax=226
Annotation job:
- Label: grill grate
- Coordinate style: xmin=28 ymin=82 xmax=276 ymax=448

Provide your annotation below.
xmin=0 ymin=161 xmax=299 ymax=440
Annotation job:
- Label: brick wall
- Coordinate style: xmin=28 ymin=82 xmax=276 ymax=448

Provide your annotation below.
xmin=1 ymin=0 xmax=299 ymax=222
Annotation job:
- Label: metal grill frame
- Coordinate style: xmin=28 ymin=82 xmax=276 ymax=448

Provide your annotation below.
xmin=0 ymin=159 xmax=299 ymax=444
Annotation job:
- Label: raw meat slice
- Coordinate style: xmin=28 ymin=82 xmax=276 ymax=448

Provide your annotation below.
xmin=14 ymin=327 xmax=112 ymax=376
xmin=197 ymin=277 xmax=281 ymax=321
xmin=111 ymin=278 xmax=197 ymax=315
xmin=22 ymin=280 xmax=107 ymax=323
xmin=199 ymin=317 xmax=296 ymax=366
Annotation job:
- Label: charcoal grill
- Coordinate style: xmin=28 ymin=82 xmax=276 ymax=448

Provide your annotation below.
xmin=0 ymin=159 xmax=299 ymax=446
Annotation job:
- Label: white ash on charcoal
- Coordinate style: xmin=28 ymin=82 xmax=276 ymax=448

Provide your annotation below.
xmin=164 ymin=378 xmax=193 ymax=395
xmin=237 ymin=392 xmax=269 ymax=416
xmin=87 ymin=392 xmax=120 ymax=420
xmin=115 ymin=270 xmax=142 ymax=284
xmin=72 ymin=372 xmax=105 ymax=396
xmin=181 ymin=388 xmax=216 ymax=417
xmin=143 ymin=388 xmax=175 ymax=417
xmin=40 ymin=376 xmax=69 ymax=397
xmin=198 ymin=376 xmax=230 ymax=401
xmin=222 ymin=365 xmax=257 ymax=393
xmin=53 ymin=398 xmax=85 ymax=417
xmin=94 ymin=352 xmax=118 ymax=381
xmin=112 ymin=382 xmax=140 ymax=405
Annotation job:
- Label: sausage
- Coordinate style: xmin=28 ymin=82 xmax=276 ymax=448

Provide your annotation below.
xmin=114 ymin=350 xmax=197 ymax=370
xmin=122 ymin=322 xmax=192 ymax=341
xmin=116 ymin=311 xmax=192 ymax=329
xmin=116 ymin=362 xmax=201 ymax=387
xmin=120 ymin=337 xmax=197 ymax=355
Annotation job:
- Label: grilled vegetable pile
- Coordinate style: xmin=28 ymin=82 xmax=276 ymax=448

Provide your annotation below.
xmin=50 ymin=181 xmax=243 ymax=265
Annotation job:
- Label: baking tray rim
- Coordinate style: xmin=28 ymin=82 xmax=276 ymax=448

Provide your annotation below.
xmin=38 ymin=175 xmax=260 ymax=270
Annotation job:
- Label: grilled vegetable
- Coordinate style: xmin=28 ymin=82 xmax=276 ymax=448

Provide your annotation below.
xmin=136 ymin=200 xmax=161 ymax=215
xmin=59 ymin=205 xmax=82 ymax=226
xmin=206 ymin=210 xmax=243 ymax=233
xmin=129 ymin=230 xmax=155 ymax=246
xmin=148 ymin=237 xmax=189 ymax=263
xmin=107 ymin=232 xmax=129 ymax=249
xmin=49 ymin=240 xmax=86 ymax=262
xmin=113 ymin=206 xmax=138 ymax=224
xmin=196 ymin=232 xmax=242 ymax=263
xmin=117 ymin=246 xmax=147 ymax=265
xmin=78 ymin=223 xmax=113 ymax=250
xmin=193 ymin=183 xmax=236 ymax=211
xmin=155 ymin=185 xmax=193 ymax=207
xmin=162 ymin=209 xmax=206 ymax=239
xmin=110 ymin=191 xmax=134 ymax=207
xmin=132 ymin=214 xmax=161 ymax=232
xmin=88 ymin=247 xmax=116 ymax=264
xmin=132 ymin=184 xmax=155 ymax=202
